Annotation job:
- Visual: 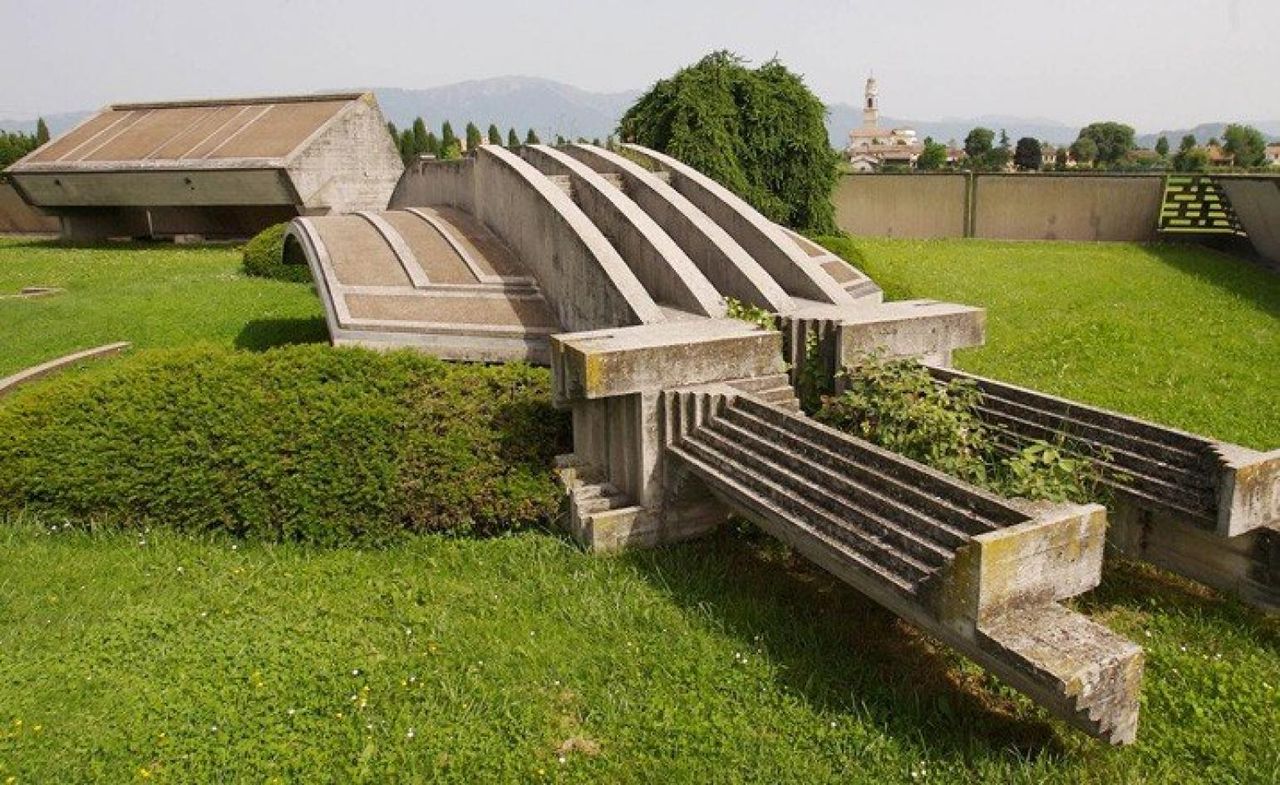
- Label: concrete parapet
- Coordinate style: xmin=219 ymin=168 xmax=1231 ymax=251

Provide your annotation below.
xmin=930 ymin=365 xmax=1280 ymax=610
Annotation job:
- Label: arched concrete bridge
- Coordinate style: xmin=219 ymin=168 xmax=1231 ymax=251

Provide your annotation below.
xmin=288 ymin=142 xmax=1164 ymax=744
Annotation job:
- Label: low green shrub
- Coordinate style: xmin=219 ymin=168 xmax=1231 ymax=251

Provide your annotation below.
xmin=816 ymin=353 xmax=1101 ymax=503
xmin=242 ymin=223 xmax=310 ymax=282
xmin=0 ymin=345 xmax=570 ymax=544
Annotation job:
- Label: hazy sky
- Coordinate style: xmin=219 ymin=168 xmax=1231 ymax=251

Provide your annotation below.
xmin=1 ymin=0 xmax=1276 ymax=130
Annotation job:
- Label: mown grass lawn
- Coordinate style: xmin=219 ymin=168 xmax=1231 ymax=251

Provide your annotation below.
xmin=0 ymin=236 xmax=324 ymax=377
xmin=1 ymin=236 xmax=1279 ymax=783
xmin=819 ymin=237 xmax=1280 ymax=449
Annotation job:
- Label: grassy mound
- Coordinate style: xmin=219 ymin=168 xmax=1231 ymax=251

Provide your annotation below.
xmin=0 ymin=345 xmax=570 ymax=544
xmin=242 ymin=223 xmax=310 ymax=282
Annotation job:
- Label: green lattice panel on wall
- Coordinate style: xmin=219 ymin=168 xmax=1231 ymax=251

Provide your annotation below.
xmin=1158 ymin=175 xmax=1244 ymax=234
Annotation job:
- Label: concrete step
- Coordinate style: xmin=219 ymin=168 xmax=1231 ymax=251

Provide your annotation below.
xmin=668 ymin=441 xmax=922 ymax=597
xmin=978 ymin=603 xmax=1143 ymax=745
xmin=679 ymin=431 xmax=938 ymax=586
xmin=599 ymin=172 xmax=624 ymax=190
xmin=726 ymin=373 xmax=792 ymax=394
xmin=707 ymin=413 xmax=969 ymax=557
xmin=729 ymin=398 xmax=1024 ymax=535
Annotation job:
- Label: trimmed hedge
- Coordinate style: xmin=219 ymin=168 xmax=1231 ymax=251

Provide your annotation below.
xmin=242 ymin=223 xmax=310 ymax=282
xmin=0 ymin=345 xmax=570 ymax=544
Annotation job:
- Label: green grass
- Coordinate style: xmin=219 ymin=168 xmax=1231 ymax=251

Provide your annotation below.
xmin=0 ymin=236 xmax=325 ymax=377
xmin=1 ymin=236 xmax=1279 ymax=782
xmin=2 ymin=520 xmax=1276 ymax=784
xmin=819 ymin=237 xmax=1280 ymax=449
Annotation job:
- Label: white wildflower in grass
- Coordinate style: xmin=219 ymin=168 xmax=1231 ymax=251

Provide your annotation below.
xmin=406 ymin=727 xmax=415 ymax=739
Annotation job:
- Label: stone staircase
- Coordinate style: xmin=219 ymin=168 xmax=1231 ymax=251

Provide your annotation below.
xmin=660 ymin=387 xmax=1143 ymax=745
xmin=555 ymin=457 xmax=651 ymax=552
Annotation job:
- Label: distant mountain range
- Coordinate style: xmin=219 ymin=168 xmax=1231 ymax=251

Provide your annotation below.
xmin=3 ymin=76 xmax=1276 ymax=151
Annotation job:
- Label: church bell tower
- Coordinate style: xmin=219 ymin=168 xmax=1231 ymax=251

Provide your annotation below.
xmin=863 ymin=74 xmax=879 ymax=130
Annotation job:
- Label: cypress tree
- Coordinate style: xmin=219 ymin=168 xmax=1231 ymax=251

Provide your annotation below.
xmin=441 ymin=121 xmax=458 ymax=150
xmin=465 ymin=122 xmax=482 ymax=151
xmin=35 ymin=118 xmax=49 ymax=145
xmin=507 ymin=128 xmax=520 ymax=147
xmin=487 ymin=124 xmax=502 ymax=145
xmin=398 ymin=129 xmax=415 ymax=164
xmin=386 ymin=121 xmax=398 ymax=141
xmin=425 ymin=132 xmax=439 ymax=156
xmin=525 ymin=128 xmax=541 ymax=144
xmin=412 ymin=118 xmax=429 ymax=156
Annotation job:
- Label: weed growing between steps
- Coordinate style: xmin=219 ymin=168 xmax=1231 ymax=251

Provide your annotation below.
xmin=817 ymin=353 xmax=1101 ymax=503
xmin=0 ymin=344 xmax=570 ymax=544
xmin=242 ymin=223 xmax=310 ymax=283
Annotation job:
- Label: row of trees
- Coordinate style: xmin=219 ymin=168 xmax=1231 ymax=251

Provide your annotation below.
xmin=385 ymin=118 xmax=611 ymax=165
xmin=929 ymin=121 xmax=1273 ymax=173
xmin=0 ymin=119 xmax=50 ymax=167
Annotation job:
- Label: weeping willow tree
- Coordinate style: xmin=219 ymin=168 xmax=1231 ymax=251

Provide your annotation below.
xmin=619 ymin=51 xmax=838 ymax=234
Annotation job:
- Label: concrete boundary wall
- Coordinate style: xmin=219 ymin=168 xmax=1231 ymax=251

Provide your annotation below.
xmin=390 ymin=158 xmax=476 ymax=213
xmin=833 ymin=174 xmax=968 ymax=239
xmin=834 ymin=173 xmax=1168 ymax=242
xmin=1218 ymin=178 xmax=1280 ymax=268
xmin=973 ymin=175 xmax=1163 ymax=241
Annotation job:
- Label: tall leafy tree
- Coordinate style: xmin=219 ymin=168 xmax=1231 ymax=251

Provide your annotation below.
xmin=465 ymin=122 xmax=483 ymax=151
xmin=440 ymin=121 xmax=458 ymax=151
xmin=1069 ymin=137 xmax=1099 ymax=167
xmin=964 ymin=127 xmax=995 ymax=159
xmin=525 ymin=128 xmax=541 ymax=144
xmin=1075 ymin=122 xmax=1135 ymax=166
xmin=1222 ymin=123 xmax=1267 ymax=167
xmin=487 ymin=124 xmax=503 ymax=145
xmin=618 ymin=50 xmax=839 ymax=233
xmin=915 ymin=137 xmax=948 ymax=170
xmin=1154 ymin=136 xmax=1170 ymax=157
xmin=1013 ymin=137 xmax=1043 ymax=171
xmin=508 ymin=128 xmax=520 ymax=146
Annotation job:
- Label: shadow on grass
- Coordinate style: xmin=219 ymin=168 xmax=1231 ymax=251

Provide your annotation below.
xmin=234 ymin=317 xmax=328 ymax=351
xmin=621 ymin=526 xmax=1069 ymax=759
xmin=1141 ymin=242 xmax=1280 ymax=317
xmin=1077 ymin=556 xmax=1280 ymax=652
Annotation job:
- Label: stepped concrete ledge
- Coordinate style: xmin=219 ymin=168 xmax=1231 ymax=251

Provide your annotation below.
xmin=930 ymin=365 xmax=1280 ymax=610
xmin=659 ymin=386 xmax=1141 ymax=744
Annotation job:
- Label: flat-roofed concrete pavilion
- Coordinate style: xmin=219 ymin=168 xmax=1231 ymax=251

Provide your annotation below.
xmin=4 ymin=93 xmax=403 ymax=240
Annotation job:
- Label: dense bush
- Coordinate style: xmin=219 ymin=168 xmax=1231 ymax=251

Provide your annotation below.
xmin=242 ymin=223 xmax=310 ymax=282
xmin=619 ymin=51 xmax=839 ymax=234
xmin=816 ymin=354 xmax=1101 ymax=503
xmin=0 ymin=345 xmax=570 ymax=544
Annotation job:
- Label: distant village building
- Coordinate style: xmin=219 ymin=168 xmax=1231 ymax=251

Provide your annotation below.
xmin=1265 ymin=143 xmax=1280 ymax=167
xmin=843 ymin=76 xmax=923 ymax=171
xmin=1205 ymin=142 xmax=1235 ymax=168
